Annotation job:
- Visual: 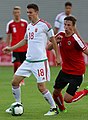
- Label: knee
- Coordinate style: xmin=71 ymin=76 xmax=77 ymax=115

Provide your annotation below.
xmin=12 ymin=80 xmax=18 ymax=86
xmin=53 ymin=89 xmax=61 ymax=96
xmin=37 ymin=83 xmax=46 ymax=93
xmin=11 ymin=75 xmax=20 ymax=86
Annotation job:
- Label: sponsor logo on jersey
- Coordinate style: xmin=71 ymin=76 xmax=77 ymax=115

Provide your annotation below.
xmin=12 ymin=25 xmax=15 ymax=27
xmin=68 ymin=41 xmax=71 ymax=45
xmin=21 ymin=23 xmax=24 ymax=27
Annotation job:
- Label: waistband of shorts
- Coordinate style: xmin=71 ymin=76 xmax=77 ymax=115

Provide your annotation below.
xmin=61 ymin=70 xmax=82 ymax=77
xmin=25 ymin=59 xmax=48 ymax=63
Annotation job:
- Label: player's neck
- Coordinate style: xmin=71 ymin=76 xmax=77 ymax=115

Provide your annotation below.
xmin=32 ymin=17 xmax=40 ymax=24
xmin=65 ymin=12 xmax=71 ymax=16
xmin=65 ymin=32 xmax=74 ymax=37
xmin=14 ymin=18 xmax=21 ymax=22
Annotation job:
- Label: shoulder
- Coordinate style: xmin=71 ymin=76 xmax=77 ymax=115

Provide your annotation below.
xmin=55 ymin=12 xmax=65 ymax=20
xmin=72 ymin=33 xmax=82 ymax=41
xmin=39 ymin=19 xmax=52 ymax=28
xmin=20 ymin=19 xmax=28 ymax=24
xmin=7 ymin=20 xmax=14 ymax=26
xmin=72 ymin=33 xmax=87 ymax=50
xmin=56 ymin=31 xmax=65 ymax=37
xmin=26 ymin=23 xmax=31 ymax=30
xmin=72 ymin=33 xmax=85 ymax=45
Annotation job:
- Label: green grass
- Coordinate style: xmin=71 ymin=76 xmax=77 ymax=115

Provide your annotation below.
xmin=0 ymin=66 xmax=88 ymax=120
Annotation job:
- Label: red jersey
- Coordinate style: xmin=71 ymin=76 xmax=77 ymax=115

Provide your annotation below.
xmin=56 ymin=32 xmax=87 ymax=75
xmin=6 ymin=19 xmax=28 ymax=52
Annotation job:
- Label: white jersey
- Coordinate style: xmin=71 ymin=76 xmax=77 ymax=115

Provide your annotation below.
xmin=54 ymin=12 xmax=72 ymax=33
xmin=24 ymin=19 xmax=54 ymax=61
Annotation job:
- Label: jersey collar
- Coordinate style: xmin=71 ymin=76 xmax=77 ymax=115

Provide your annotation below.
xmin=31 ymin=19 xmax=40 ymax=26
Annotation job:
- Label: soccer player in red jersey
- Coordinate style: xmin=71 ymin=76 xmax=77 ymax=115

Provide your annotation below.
xmin=6 ymin=6 xmax=28 ymax=85
xmin=47 ymin=16 xmax=88 ymax=112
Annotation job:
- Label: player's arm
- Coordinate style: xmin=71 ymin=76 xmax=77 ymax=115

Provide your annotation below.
xmin=46 ymin=41 xmax=53 ymax=50
xmin=83 ymin=48 xmax=88 ymax=55
xmin=50 ymin=36 xmax=60 ymax=65
xmin=73 ymin=34 xmax=88 ymax=55
xmin=6 ymin=34 xmax=11 ymax=46
xmin=10 ymin=39 xmax=27 ymax=50
xmin=6 ymin=22 xmax=12 ymax=46
xmin=54 ymin=14 xmax=60 ymax=35
xmin=2 ymin=39 xmax=27 ymax=54
xmin=54 ymin=27 xmax=59 ymax=35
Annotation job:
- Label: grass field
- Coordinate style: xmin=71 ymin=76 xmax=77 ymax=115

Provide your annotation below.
xmin=0 ymin=66 xmax=88 ymax=120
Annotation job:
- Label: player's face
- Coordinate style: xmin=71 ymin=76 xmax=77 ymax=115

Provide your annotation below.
xmin=65 ymin=6 xmax=72 ymax=15
xmin=27 ymin=8 xmax=38 ymax=22
xmin=64 ymin=20 xmax=74 ymax=35
xmin=13 ymin=9 xmax=21 ymax=19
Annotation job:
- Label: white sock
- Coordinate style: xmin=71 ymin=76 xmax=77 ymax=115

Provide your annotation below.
xmin=12 ymin=86 xmax=21 ymax=103
xmin=43 ymin=90 xmax=56 ymax=108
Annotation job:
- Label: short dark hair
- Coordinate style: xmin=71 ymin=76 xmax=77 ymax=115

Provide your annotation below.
xmin=65 ymin=1 xmax=72 ymax=7
xmin=64 ymin=16 xmax=77 ymax=26
xmin=27 ymin=4 xmax=39 ymax=11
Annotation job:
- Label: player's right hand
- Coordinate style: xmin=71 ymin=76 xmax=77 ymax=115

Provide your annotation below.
xmin=2 ymin=46 xmax=12 ymax=54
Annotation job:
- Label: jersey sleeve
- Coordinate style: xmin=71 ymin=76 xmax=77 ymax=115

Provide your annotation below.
xmin=44 ymin=21 xmax=54 ymax=38
xmin=73 ymin=34 xmax=87 ymax=51
xmin=6 ymin=22 xmax=11 ymax=34
xmin=54 ymin=14 xmax=61 ymax=28
xmin=24 ymin=24 xmax=29 ymax=40
xmin=47 ymin=28 xmax=54 ymax=38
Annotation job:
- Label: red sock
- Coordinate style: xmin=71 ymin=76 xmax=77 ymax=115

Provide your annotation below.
xmin=14 ymin=62 xmax=21 ymax=73
xmin=68 ymin=89 xmax=88 ymax=103
xmin=53 ymin=93 xmax=65 ymax=111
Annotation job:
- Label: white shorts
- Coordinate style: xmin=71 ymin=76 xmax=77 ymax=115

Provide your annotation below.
xmin=15 ymin=60 xmax=50 ymax=83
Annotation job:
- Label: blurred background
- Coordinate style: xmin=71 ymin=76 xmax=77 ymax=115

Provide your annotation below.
xmin=0 ymin=0 xmax=88 ymax=65
xmin=0 ymin=0 xmax=88 ymax=40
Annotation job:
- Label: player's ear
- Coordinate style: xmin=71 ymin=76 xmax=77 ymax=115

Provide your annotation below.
xmin=36 ymin=10 xmax=39 ymax=15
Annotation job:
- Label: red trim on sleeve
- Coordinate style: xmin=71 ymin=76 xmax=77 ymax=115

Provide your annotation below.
xmin=40 ymin=19 xmax=52 ymax=29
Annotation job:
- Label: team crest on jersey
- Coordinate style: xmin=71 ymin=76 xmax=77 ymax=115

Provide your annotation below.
xmin=21 ymin=23 xmax=24 ymax=27
xmin=35 ymin=28 xmax=38 ymax=32
xmin=68 ymin=41 xmax=71 ymax=45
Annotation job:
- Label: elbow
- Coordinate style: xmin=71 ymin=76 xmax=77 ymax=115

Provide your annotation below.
xmin=46 ymin=45 xmax=53 ymax=51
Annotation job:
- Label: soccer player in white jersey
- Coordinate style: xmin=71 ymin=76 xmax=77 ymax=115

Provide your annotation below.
xmin=3 ymin=4 xmax=60 ymax=116
xmin=54 ymin=1 xmax=72 ymax=34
